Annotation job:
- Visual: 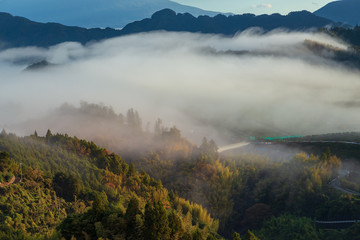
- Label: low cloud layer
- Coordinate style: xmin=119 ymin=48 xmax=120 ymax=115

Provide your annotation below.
xmin=0 ymin=30 xmax=359 ymax=145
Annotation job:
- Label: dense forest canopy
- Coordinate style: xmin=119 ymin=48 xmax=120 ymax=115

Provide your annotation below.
xmin=1 ymin=115 xmax=360 ymax=239
xmin=0 ymin=131 xmax=221 ymax=239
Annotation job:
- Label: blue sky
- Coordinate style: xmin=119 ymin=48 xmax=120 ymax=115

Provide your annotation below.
xmin=172 ymin=0 xmax=335 ymax=14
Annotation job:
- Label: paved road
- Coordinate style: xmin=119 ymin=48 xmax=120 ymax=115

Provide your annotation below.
xmin=218 ymin=142 xmax=250 ymax=153
xmin=286 ymin=140 xmax=360 ymax=145
xmin=329 ymin=177 xmax=360 ymax=195
xmin=315 ymin=220 xmax=360 ymax=224
xmin=218 ymin=140 xmax=360 ymax=153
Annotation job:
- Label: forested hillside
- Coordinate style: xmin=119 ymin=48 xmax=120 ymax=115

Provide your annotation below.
xmin=2 ymin=0 xmax=360 ymax=238
xmin=0 ymin=131 xmax=221 ymax=239
xmin=129 ymin=133 xmax=360 ymax=239
xmin=325 ymin=26 xmax=360 ymax=48
xmin=3 ymin=104 xmax=360 ymax=239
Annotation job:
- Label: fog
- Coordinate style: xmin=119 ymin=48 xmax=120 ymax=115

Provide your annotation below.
xmin=0 ymin=30 xmax=360 ymax=146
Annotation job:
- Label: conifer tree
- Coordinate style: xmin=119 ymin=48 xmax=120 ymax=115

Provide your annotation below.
xmin=46 ymin=129 xmax=52 ymax=140
xmin=193 ymin=228 xmax=203 ymax=240
xmin=93 ymin=191 xmax=109 ymax=213
xmin=168 ymin=210 xmax=183 ymax=239
xmin=244 ymin=230 xmax=259 ymax=240
xmin=144 ymin=201 xmax=170 ymax=240
xmin=144 ymin=202 xmax=156 ymax=239
xmin=0 ymin=129 xmax=7 ymax=137
xmin=127 ymin=162 xmax=136 ymax=177
xmin=232 ymin=232 xmax=242 ymax=240
xmin=126 ymin=108 xmax=142 ymax=131
xmin=126 ymin=197 xmax=142 ymax=240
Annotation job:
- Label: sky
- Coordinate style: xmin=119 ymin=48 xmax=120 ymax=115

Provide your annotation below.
xmin=172 ymin=0 xmax=335 ymax=15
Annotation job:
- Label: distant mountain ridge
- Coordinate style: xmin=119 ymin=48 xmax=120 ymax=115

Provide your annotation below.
xmin=314 ymin=0 xmax=360 ymax=26
xmin=0 ymin=9 xmax=335 ymax=49
xmin=0 ymin=0 xmax=220 ymax=28
xmin=122 ymin=9 xmax=334 ymax=35
xmin=0 ymin=12 xmax=121 ymax=49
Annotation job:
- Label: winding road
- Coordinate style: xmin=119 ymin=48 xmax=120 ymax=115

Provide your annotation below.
xmin=218 ymin=142 xmax=250 ymax=153
xmin=286 ymin=140 xmax=360 ymax=145
xmin=329 ymin=177 xmax=360 ymax=195
xmin=218 ymin=140 xmax=360 ymax=153
xmin=315 ymin=220 xmax=360 ymax=224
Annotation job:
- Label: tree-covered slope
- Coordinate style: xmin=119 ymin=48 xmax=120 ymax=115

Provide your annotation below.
xmin=0 ymin=131 xmax=220 ymax=239
xmin=126 ymin=131 xmax=360 ymax=239
xmin=325 ymin=26 xmax=360 ymax=48
xmin=1 ymin=110 xmax=360 ymax=239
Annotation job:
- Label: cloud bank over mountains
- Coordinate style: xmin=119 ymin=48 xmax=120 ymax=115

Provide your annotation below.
xmin=0 ymin=31 xmax=359 ymax=144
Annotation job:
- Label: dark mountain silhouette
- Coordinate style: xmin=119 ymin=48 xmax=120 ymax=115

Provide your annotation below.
xmin=0 ymin=9 xmax=334 ymax=49
xmin=314 ymin=0 xmax=360 ymax=26
xmin=122 ymin=9 xmax=334 ymax=35
xmin=0 ymin=12 xmax=122 ymax=49
xmin=0 ymin=0 xmax=220 ymax=28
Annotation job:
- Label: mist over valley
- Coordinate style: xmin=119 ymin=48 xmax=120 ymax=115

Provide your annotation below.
xmin=2 ymin=4 xmax=360 ymax=240
xmin=1 ymin=31 xmax=360 ymax=146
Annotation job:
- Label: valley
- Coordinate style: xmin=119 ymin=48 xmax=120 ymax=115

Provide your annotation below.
xmin=1 ymin=2 xmax=360 ymax=239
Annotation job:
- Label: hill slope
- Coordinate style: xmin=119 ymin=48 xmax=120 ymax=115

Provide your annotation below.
xmin=0 ymin=0 xmax=220 ymax=28
xmin=0 ymin=131 xmax=220 ymax=239
xmin=314 ymin=0 xmax=360 ymax=26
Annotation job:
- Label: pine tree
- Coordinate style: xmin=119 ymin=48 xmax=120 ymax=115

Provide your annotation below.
xmin=321 ymin=147 xmax=331 ymax=161
xmin=193 ymin=228 xmax=204 ymax=240
xmin=126 ymin=108 xmax=142 ymax=131
xmin=206 ymin=234 xmax=217 ymax=240
xmin=0 ymin=129 xmax=7 ymax=137
xmin=46 ymin=129 xmax=53 ymax=140
xmin=126 ymin=197 xmax=142 ymax=240
xmin=200 ymin=137 xmax=208 ymax=151
xmin=144 ymin=201 xmax=170 ymax=240
xmin=127 ymin=162 xmax=136 ymax=177
xmin=244 ymin=230 xmax=259 ymax=240
xmin=93 ymin=191 xmax=109 ymax=213
xmin=144 ymin=202 xmax=156 ymax=240
xmin=0 ymin=151 xmax=10 ymax=171
xmin=168 ymin=210 xmax=183 ymax=239
xmin=154 ymin=118 xmax=164 ymax=135
xmin=232 ymin=232 xmax=242 ymax=240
